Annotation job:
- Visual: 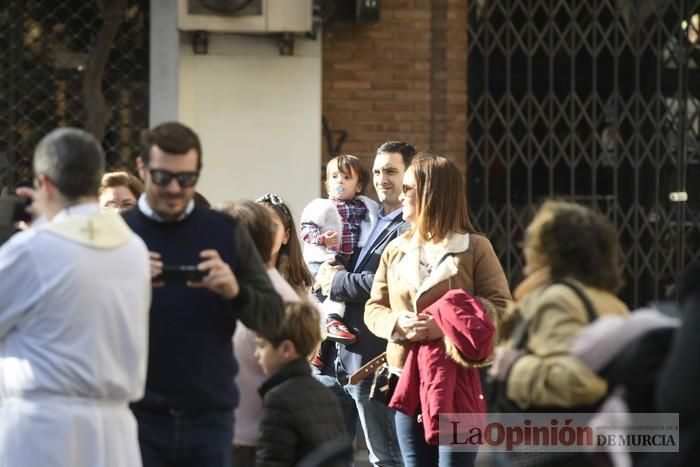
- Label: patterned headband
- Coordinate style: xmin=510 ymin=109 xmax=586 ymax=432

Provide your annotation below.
xmin=256 ymin=193 xmax=293 ymax=226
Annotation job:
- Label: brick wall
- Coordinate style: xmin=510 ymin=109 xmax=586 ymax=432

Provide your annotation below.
xmin=321 ymin=0 xmax=468 ymax=181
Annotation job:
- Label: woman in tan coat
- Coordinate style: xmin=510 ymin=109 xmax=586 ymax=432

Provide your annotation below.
xmin=489 ymin=201 xmax=629 ymax=412
xmin=365 ymin=154 xmax=512 ymax=467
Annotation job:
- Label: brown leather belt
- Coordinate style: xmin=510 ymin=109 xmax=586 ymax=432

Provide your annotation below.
xmin=348 ymin=351 xmax=387 ymax=385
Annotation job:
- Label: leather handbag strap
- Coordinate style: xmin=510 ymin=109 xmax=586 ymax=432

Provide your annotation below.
xmin=556 ymin=278 xmax=597 ymax=323
xmin=348 ymin=352 xmax=387 ymax=385
xmin=512 ymin=279 xmax=598 ymax=350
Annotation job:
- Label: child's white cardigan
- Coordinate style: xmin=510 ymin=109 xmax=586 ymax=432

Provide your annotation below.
xmin=300 ymin=195 xmax=379 ymax=264
xmin=300 ymin=195 xmax=379 ymax=319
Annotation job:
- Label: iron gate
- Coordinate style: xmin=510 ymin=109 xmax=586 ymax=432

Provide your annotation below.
xmin=0 ymin=0 xmax=149 ymax=193
xmin=467 ymin=0 xmax=700 ymax=307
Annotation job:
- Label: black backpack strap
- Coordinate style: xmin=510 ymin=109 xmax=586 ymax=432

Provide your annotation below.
xmin=554 ymin=279 xmax=598 ymax=323
xmin=511 ymin=318 xmax=530 ymax=350
xmin=511 ymin=279 xmax=598 ymax=350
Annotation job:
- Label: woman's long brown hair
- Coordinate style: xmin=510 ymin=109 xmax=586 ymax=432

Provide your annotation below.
xmin=409 ymin=153 xmax=477 ymax=242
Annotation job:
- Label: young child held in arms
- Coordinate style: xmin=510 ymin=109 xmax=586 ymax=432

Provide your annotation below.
xmin=254 ymin=301 xmax=347 ymax=467
xmin=300 ymin=155 xmax=378 ymax=347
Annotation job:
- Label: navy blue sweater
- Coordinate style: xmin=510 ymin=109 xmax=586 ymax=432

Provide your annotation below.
xmin=124 ymin=206 xmax=282 ymax=410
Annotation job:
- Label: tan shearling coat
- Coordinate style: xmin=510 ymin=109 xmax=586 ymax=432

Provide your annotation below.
xmin=505 ymin=277 xmax=630 ymax=410
xmin=365 ymin=231 xmax=512 ymax=369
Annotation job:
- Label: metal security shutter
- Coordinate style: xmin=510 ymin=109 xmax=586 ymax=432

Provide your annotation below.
xmin=467 ymin=0 xmax=700 ymax=307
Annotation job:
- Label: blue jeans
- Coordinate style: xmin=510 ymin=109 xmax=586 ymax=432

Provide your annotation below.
xmin=394 ymin=410 xmax=477 ymax=467
xmin=133 ymin=407 xmax=233 ymax=467
xmin=315 ymin=369 xmax=403 ymax=467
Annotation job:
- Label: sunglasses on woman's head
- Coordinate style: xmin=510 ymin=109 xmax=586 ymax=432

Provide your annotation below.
xmin=149 ymin=169 xmax=199 ymax=188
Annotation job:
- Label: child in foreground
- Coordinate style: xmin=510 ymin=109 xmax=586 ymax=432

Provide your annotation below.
xmin=254 ymin=301 xmax=347 ymax=467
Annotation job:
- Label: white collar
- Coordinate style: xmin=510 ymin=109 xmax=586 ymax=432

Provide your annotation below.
xmin=41 ymin=202 xmax=132 ymax=249
xmin=397 ymin=231 xmax=471 ymax=255
xmin=395 ymin=232 xmax=471 ymax=307
xmin=51 ymin=202 xmax=101 ymax=221
xmin=137 ymin=194 xmax=195 ymax=222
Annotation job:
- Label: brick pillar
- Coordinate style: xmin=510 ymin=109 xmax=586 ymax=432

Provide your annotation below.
xmin=322 ymin=0 xmax=468 ymax=181
xmin=430 ymin=0 xmax=448 ymax=156
xmin=444 ymin=0 xmax=468 ymax=175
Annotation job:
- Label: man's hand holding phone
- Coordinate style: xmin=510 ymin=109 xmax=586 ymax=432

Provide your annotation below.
xmin=160 ymin=265 xmax=207 ymax=282
xmin=149 ymin=251 xmax=165 ymax=287
xmin=189 ymin=249 xmax=240 ymax=299
xmin=150 ymin=250 xmax=238 ymax=299
xmin=150 ymin=254 xmax=208 ymax=287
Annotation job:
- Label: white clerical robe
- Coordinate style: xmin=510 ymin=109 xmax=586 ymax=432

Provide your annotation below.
xmin=0 ymin=203 xmax=151 ymax=467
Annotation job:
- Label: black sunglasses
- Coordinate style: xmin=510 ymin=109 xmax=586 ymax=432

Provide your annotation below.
xmin=149 ymin=169 xmax=199 ymax=188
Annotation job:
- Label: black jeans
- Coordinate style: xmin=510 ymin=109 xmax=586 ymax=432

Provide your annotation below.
xmin=133 ymin=406 xmax=234 ymax=467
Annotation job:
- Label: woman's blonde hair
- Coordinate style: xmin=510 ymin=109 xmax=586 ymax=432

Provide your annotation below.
xmin=524 ymin=200 xmax=624 ymax=292
xmin=409 ymin=153 xmax=477 ymax=242
xmin=99 ymin=171 xmax=144 ymax=198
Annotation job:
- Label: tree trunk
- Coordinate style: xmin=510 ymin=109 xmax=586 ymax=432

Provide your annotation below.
xmin=83 ymin=0 xmax=127 ymax=142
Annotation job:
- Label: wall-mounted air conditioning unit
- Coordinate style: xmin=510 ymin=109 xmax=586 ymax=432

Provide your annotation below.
xmin=178 ymin=0 xmax=313 ymax=33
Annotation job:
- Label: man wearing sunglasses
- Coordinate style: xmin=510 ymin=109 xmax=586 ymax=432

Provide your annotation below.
xmin=123 ymin=121 xmax=282 ymax=467
xmin=314 ymin=141 xmax=416 ymax=467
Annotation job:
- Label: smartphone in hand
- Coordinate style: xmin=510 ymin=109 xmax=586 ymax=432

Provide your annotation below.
xmin=156 ymin=265 xmax=207 ymax=283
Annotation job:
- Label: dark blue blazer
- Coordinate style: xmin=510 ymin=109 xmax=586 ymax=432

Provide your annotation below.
xmin=324 ymin=212 xmax=408 ymax=376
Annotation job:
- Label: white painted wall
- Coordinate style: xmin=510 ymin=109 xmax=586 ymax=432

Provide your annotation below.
xmin=177 ymin=33 xmax=321 ymax=222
